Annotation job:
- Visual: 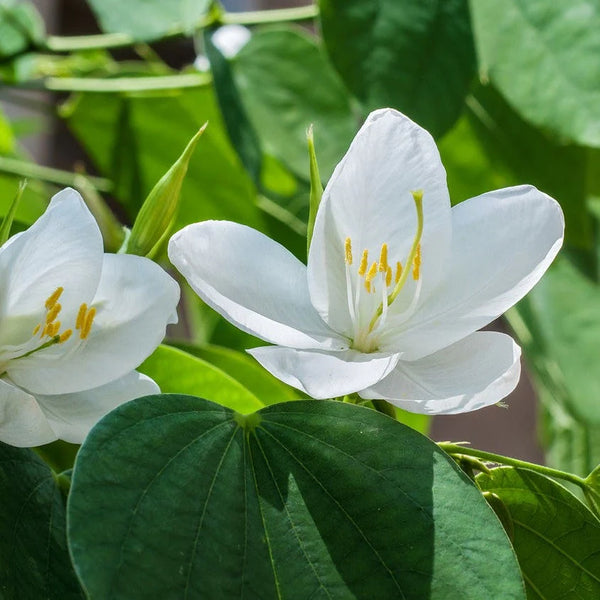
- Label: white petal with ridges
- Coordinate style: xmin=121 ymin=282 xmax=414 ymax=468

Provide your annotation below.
xmin=0 ymin=378 xmax=56 ymax=447
xmin=169 ymin=220 xmax=345 ymax=349
xmin=8 ymin=254 xmax=179 ymax=394
xmin=36 ymin=371 xmax=159 ymax=444
xmin=248 ymin=346 xmax=400 ymax=399
xmin=380 ymin=185 xmax=564 ymax=359
xmin=360 ymin=331 xmax=521 ymax=414
xmin=308 ymin=109 xmax=452 ymax=337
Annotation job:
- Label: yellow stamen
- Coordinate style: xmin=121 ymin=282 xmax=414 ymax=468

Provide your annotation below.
xmin=76 ymin=303 xmax=88 ymax=330
xmin=45 ymin=303 xmax=62 ymax=324
xmin=45 ymin=287 xmax=64 ymax=310
xmin=358 ymin=250 xmax=368 ymax=276
xmin=378 ymin=243 xmax=389 ymax=272
xmin=412 ymin=244 xmax=421 ymax=280
xmin=344 ymin=237 xmax=353 ymax=265
xmin=32 ymin=324 xmax=41 ymax=336
xmin=365 ymin=280 xmax=372 ymax=294
xmin=395 ymin=261 xmax=403 ymax=284
xmin=80 ymin=307 xmax=96 ymax=339
xmin=50 ymin=321 xmax=61 ymax=337
xmin=386 ymin=265 xmax=392 ymax=287
xmin=59 ymin=329 xmax=73 ymax=343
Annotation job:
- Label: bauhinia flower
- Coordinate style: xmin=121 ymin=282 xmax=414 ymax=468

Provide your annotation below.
xmin=0 ymin=188 xmax=180 ymax=447
xmin=168 ymin=109 xmax=564 ymax=414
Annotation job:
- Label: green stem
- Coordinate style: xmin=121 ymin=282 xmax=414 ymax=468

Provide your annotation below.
xmin=0 ymin=155 xmax=112 ymax=192
xmin=22 ymin=72 xmax=211 ymax=94
xmin=43 ymin=5 xmax=318 ymax=53
xmin=438 ymin=442 xmax=587 ymax=489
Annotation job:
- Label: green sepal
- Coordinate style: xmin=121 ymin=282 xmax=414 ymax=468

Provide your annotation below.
xmin=126 ymin=124 xmax=206 ymax=257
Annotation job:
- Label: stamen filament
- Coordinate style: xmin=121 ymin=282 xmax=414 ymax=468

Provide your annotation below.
xmin=387 ymin=191 xmax=424 ymax=305
xmin=367 ymin=190 xmax=424 ymax=333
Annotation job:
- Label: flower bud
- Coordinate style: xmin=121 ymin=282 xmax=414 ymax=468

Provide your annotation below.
xmin=127 ymin=124 xmax=206 ymax=257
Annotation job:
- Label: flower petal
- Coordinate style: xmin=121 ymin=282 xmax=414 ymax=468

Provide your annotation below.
xmin=308 ymin=109 xmax=452 ymax=337
xmin=382 ymin=185 xmax=564 ymax=359
xmin=360 ymin=331 xmax=521 ymax=414
xmin=0 ymin=378 xmax=56 ymax=447
xmin=248 ymin=346 xmax=400 ymax=399
xmin=169 ymin=220 xmax=345 ymax=349
xmin=36 ymin=371 xmax=159 ymax=444
xmin=0 ymin=188 xmax=103 ymax=339
xmin=8 ymin=254 xmax=179 ymax=394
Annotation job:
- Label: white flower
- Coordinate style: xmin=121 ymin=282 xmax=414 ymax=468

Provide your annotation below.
xmin=168 ymin=109 xmax=563 ymax=415
xmin=0 ymin=188 xmax=180 ymax=447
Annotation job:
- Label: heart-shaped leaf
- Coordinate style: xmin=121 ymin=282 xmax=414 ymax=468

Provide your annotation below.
xmin=68 ymin=396 xmax=525 ymax=599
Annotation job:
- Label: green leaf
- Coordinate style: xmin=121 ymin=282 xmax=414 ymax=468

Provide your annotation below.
xmin=174 ymin=342 xmax=301 ymax=404
xmin=465 ymin=84 xmax=592 ymax=250
xmin=62 ymin=87 xmax=265 ymax=233
xmin=86 ymin=0 xmax=210 ymax=42
xmin=470 ymin=0 xmax=600 ymax=147
xmin=477 ymin=467 xmax=600 ymax=599
xmin=318 ymin=0 xmax=476 ymax=137
xmin=233 ymin=26 xmax=356 ymax=180
xmin=205 ymin=27 xmax=263 ymax=184
xmin=68 ymin=397 xmax=525 ymax=599
xmin=138 ymin=345 xmax=265 ymax=413
xmin=514 ymin=258 xmax=600 ymax=424
xmin=0 ymin=443 xmax=83 ymax=599
xmin=0 ymin=1 xmax=44 ymax=59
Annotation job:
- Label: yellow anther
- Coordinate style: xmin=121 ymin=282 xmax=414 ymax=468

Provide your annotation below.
xmin=344 ymin=237 xmax=353 ymax=265
xmin=386 ymin=266 xmax=392 ymax=287
xmin=76 ymin=303 xmax=88 ymax=330
xmin=395 ymin=262 xmax=403 ymax=284
xmin=45 ymin=287 xmax=64 ymax=310
xmin=59 ymin=329 xmax=73 ymax=343
xmin=412 ymin=244 xmax=421 ymax=280
xmin=45 ymin=303 xmax=62 ymax=324
xmin=80 ymin=307 xmax=96 ymax=339
xmin=43 ymin=321 xmax=60 ymax=337
xmin=378 ymin=244 xmax=389 ymax=272
xmin=358 ymin=250 xmax=369 ymax=276
xmin=365 ymin=261 xmax=378 ymax=283
xmin=364 ymin=261 xmax=378 ymax=293
xmin=32 ymin=324 xmax=41 ymax=336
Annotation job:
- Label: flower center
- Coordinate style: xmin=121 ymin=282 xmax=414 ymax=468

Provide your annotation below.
xmin=0 ymin=287 xmax=97 ymax=372
xmin=344 ymin=190 xmax=424 ymax=353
